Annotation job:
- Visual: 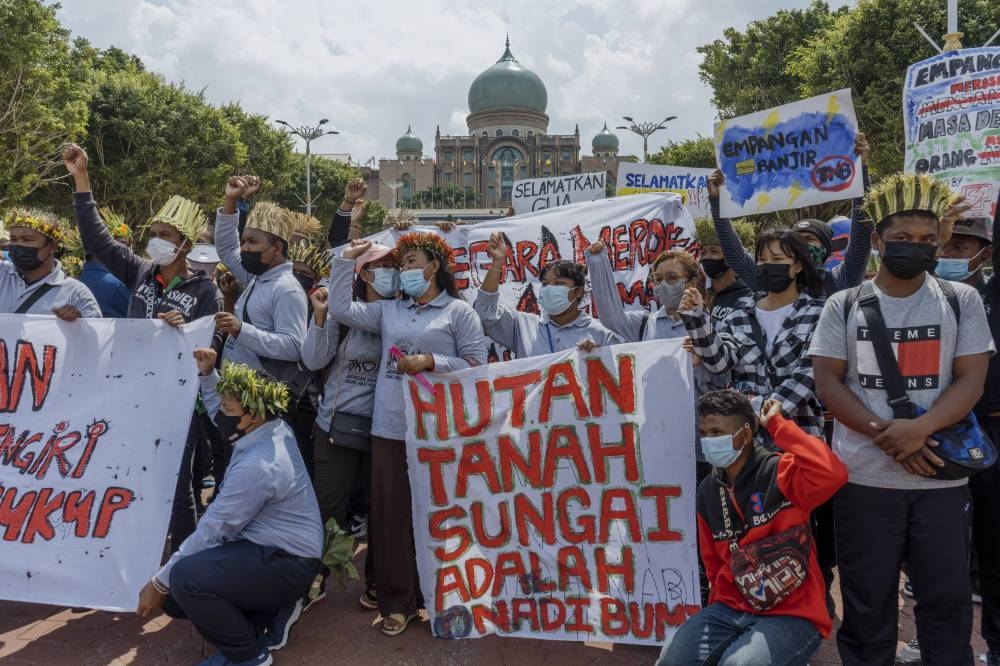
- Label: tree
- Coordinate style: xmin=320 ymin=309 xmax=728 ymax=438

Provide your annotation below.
xmin=361 ymin=200 xmax=388 ymax=236
xmin=0 ymin=0 xmax=92 ymax=207
xmin=649 ymin=136 xmax=717 ymax=168
xmin=221 ymin=104 xmax=296 ymax=196
xmin=272 ymin=154 xmax=359 ymax=225
xmin=787 ymin=0 xmax=1000 ymax=175
xmin=697 ymin=1 xmax=847 ymax=119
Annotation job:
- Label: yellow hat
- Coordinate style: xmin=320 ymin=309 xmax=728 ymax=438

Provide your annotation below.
xmin=288 ymin=241 xmax=330 ymax=277
xmin=246 ymin=201 xmax=296 ymax=244
xmin=863 ymin=173 xmax=960 ymax=226
xmin=148 ymin=196 xmax=208 ymax=244
xmin=5 ymin=208 xmax=67 ymax=244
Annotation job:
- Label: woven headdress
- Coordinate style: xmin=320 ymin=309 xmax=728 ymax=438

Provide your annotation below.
xmin=396 ymin=231 xmax=455 ymax=270
xmin=246 ymin=201 xmax=296 ymax=244
xmin=288 ymin=241 xmax=330 ymax=277
xmin=863 ymin=173 xmax=959 ymax=226
xmin=216 ymin=361 xmax=290 ymax=419
xmin=384 ymin=208 xmax=417 ymax=228
xmin=4 ymin=208 xmax=67 ymax=244
xmin=695 ymin=216 xmax=755 ymax=248
xmin=289 ymin=211 xmax=323 ymax=243
xmin=99 ymin=207 xmax=133 ymax=241
xmin=148 ymin=196 xmax=207 ymax=244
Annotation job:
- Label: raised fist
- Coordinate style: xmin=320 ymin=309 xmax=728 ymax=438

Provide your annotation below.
xmin=707 ymin=170 xmax=725 ymax=200
xmin=62 ymin=143 xmax=89 ymax=178
xmin=345 ymin=178 xmax=367 ymax=203
xmin=487 ymin=232 xmax=508 ymax=263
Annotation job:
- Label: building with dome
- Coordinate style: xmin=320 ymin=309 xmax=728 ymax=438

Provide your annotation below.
xmin=373 ymin=38 xmax=637 ymax=212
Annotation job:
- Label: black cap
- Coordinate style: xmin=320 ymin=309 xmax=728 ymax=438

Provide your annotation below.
xmin=794 ymin=219 xmax=833 ymax=256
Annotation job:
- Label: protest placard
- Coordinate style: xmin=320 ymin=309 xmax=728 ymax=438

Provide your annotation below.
xmin=713 ymin=88 xmax=862 ymax=217
xmin=903 ymin=47 xmax=1000 ymax=219
xmin=0 ymin=316 xmax=214 ymax=611
xmin=615 ymin=163 xmax=713 ymax=218
xmin=345 ymin=194 xmax=697 ymax=361
xmin=511 ymin=172 xmax=606 ymax=215
xmin=403 ymin=340 xmax=701 ymax=645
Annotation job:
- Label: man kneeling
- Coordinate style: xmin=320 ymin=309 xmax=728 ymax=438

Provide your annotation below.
xmin=657 ymin=390 xmax=848 ymax=666
xmin=137 ymin=350 xmax=323 ymax=666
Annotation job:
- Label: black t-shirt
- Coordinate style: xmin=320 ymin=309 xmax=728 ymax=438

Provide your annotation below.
xmin=711 ymin=279 xmax=753 ymax=321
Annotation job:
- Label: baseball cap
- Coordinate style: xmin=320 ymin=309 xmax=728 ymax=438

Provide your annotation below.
xmin=794 ymin=219 xmax=833 ymax=255
xmin=951 ymin=217 xmax=992 ymax=243
xmin=354 ymin=243 xmax=395 ymax=273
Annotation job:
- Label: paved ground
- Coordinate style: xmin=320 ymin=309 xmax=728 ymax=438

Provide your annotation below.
xmin=0 ymin=543 xmax=987 ymax=665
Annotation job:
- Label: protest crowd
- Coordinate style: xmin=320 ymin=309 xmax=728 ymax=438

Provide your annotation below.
xmin=1 ymin=96 xmax=998 ymax=666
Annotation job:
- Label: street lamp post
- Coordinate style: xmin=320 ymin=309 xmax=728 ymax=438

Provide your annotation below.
xmin=617 ymin=114 xmax=678 ymax=162
xmin=275 ymin=118 xmax=339 ymax=218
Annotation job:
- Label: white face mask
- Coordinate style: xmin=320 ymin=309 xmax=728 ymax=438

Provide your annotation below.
xmin=146 ymin=237 xmax=180 ymax=266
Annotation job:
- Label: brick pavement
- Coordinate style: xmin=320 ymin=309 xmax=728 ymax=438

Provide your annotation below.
xmin=0 ymin=546 xmax=987 ymax=665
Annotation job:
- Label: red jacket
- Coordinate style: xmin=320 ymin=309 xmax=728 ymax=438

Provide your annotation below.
xmin=696 ymin=414 xmax=848 ymax=637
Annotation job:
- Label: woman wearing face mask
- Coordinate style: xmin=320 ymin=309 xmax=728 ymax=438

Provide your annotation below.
xmin=475 ymin=232 xmax=620 ymax=357
xmin=680 ymin=229 xmax=827 ymax=437
xmin=329 ymin=233 xmax=489 ymax=638
xmin=138 ymin=349 xmax=323 ymax=664
xmin=300 ymin=242 xmax=396 ymax=615
xmin=1 ymin=209 xmax=101 ymax=319
xmin=655 ymin=390 xmax=847 ymax=666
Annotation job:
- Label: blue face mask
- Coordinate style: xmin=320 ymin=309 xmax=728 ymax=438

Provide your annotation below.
xmin=538 ymin=284 xmax=577 ymax=316
xmin=367 ymin=267 xmax=399 ymax=298
xmin=400 ymin=267 xmax=432 ymax=298
xmin=700 ymin=424 xmax=750 ymax=469
xmin=934 ymin=253 xmax=982 ymax=282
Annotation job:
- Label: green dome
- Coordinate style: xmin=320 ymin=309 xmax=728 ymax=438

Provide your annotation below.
xmin=468 ymin=39 xmax=547 ymax=115
xmin=396 ymin=126 xmax=423 ymax=153
xmin=592 ymin=123 xmax=619 ymax=150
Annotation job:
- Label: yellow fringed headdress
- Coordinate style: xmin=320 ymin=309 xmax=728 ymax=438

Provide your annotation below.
xmin=148 ymin=196 xmax=208 ymax=244
xmin=216 ymin=361 xmax=290 ymax=419
xmin=246 ymin=201 xmax=296 ymax=244
xmin=288 ymin=241 xmax=330 ymax=277
xmin=289 ymin=212 xmax=323 ymax=243
xmin=5 ymin=208 xmax=67 ymax=244
xmin=863 ymin=173 xmax=960 ymax=226
xmin=99 ymin=207 xmax=133 ymax=242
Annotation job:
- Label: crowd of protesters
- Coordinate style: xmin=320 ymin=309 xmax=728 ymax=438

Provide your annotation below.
xmin=0 ymin=133 xmax=995 ymax=666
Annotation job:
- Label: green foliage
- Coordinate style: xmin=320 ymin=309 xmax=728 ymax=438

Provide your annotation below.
xmin=408 ymin=183 xmax=480 ymax=209
xmin=271 ymin=154 xmax=359 ymax=224
xmin=0 ymin=0 xmax=92 ymax=207
xmin=649 ymin=136 xmax=717 ymax=168
xmin=222 ymin=104 xmax=296 ymax=195
xmin=361 ymin=199 xmax=388 ymax=236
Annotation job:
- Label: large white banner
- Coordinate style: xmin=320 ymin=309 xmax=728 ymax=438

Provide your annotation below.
xmin=714 ymin=88 xmax=863 ymax=217
xmin=615 ymin=163 xmax=714 ymax=218
xmin=0 ymin=316 xmax=213 ymax=611
xmin=353 ymin=194 xmax=696 ymax=361
xmin=904 ymin=48 xmax=1000 ymax=220
xmin=511 ymin=172 xmax=606 ymax=215
xmin=403 ymin=340 xmax=701 ymax=645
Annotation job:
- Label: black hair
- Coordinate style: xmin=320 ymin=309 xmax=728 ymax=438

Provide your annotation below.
xmin=434 ymin=264 xmax=463 ymax=300
xmin=754 ymin=229 xmax=823 ymax=298
xmin=698 ymin=389 xmax=755 ymax=425
xmin=875 ymin=210 xmax=938 ymax=238
xmin=540 ymin=259 xmax=587 ymax=289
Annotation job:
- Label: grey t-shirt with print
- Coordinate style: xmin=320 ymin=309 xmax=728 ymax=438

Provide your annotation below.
xmin=808 ymin=276 xmax=995 ymax=490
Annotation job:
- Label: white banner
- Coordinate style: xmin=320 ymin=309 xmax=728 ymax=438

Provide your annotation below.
xmin=714 ymin=88 xmax=863 ymax=217
xmin=511 ymin=172 xmax=606 ymax=215
xmin=903 ymin=48 xmax=1000 ymax=220
xmin=403 ymin=340 xmax=701 ymax=645
xmin=0 ymin=316 xmax=214 ymax=611
xmin=615 ymin=163 xmax=714 ymax=218
xmin=349 ymin=194 xmax=696 ymax=361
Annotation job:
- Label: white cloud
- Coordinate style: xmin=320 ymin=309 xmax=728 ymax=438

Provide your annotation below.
xmin=57 ymin=0 xmax=826 ymax=161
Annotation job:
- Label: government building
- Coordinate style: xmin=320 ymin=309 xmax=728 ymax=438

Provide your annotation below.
xmin=368 ymin=38 xmax=637 ymax=213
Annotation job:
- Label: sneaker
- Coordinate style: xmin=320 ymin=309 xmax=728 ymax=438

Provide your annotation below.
xmin=265 ymin=598 xmax=303 ymax=652
xmin=903 ymin=578 xmax=914 ymax=599
xmin=349 ymin=514 xmax=368 ymax=538
xmin=228 ymin=650 xmax=273 ymax=666
xmin=896 ymin=638 xmax=922 ymax=666
xmin=359 ymin=588 xmax=378 ymax=611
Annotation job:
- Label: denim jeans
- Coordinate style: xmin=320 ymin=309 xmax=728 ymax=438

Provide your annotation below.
xmin=656 ymin=602 xmax=821 ymax=666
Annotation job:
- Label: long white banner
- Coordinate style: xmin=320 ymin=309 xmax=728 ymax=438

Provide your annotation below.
xmin=403 ymin=340 xmax=701 ymax=645
xmin=352 ymin=194 xmax=696 ymax=360
xmin=0 ymin=316 xmax=213 ymax=611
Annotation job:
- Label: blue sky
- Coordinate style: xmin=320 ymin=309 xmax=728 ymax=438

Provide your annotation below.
xmin=57 ymin=0 xmax=835 ymax=161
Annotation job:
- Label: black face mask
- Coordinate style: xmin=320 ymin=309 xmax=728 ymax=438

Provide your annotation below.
xmin=240 ymin=251 xmax=269 ymax=276
xmin=880 ymin=241 xmax=938 ymax=280
xmin=756 ymin=263 xmax=795 ymax=294
xmin=701 ymin=258 xmax=729 ymax=279
xmin=293 ymin=272 xmax=316 ymax=293
xmin=8 ymin=244 xmax=45 ymax=272
xmin=213 ymin=412 xmax=247 ymax=443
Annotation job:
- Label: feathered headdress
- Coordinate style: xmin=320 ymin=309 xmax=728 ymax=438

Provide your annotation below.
xmin=4 ymin=208 xmax=67 ymax=244
xmin=289 ymin=211 xmax=323 ymax=243
xmin=288 ymin=241 xmax=331 ymax=277
xmin=384 ymin=208 xmax=416 ymax=228
xmin=216 ymin=361 xmax=290 ymax=419
xmin=148 ymin=196 xmax=208 ymax=243
xmin=863 ymin=173 xmax=960 ymax=226
xmin=695 ymin=216 xmax=755 ymax=249
xmin=396 ymin=231 xmax=455 ymax=270
xmin=246 ymin=201 xmax=296 ymax=244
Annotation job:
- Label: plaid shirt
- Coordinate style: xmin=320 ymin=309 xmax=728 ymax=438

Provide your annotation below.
xmin=682 ymin=293 xmax=826 ymax=437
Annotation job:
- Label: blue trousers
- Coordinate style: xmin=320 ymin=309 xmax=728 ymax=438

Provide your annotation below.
xmin=656 ymin=602 xmax=821 ymax=666
xmin=163 ymin=540 xmax=319 ymax=662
